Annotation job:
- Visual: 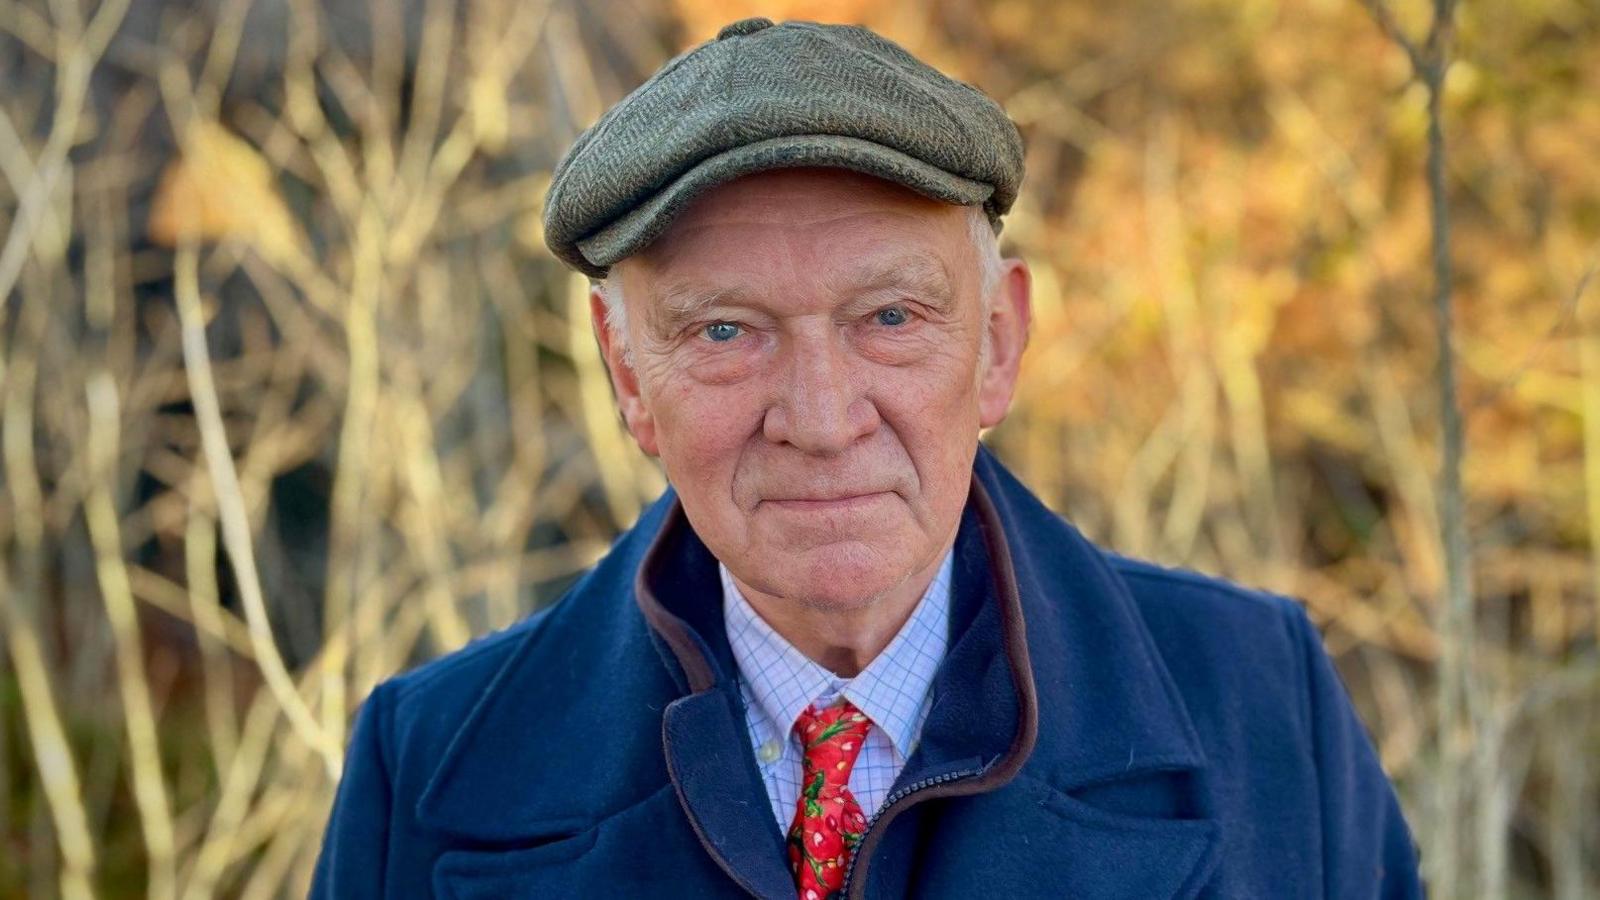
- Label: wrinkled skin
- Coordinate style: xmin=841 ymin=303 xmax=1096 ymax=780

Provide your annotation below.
xmin=593 ymin=167 xmax=1031 ymax=673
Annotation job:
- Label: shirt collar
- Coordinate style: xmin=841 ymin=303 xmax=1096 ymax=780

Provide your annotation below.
xmin=721 ymin=551 xmax=953 ymax=760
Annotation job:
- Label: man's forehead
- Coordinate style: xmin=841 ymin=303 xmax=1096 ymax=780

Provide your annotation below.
xmin=623 ymin=168 xmax=965 ymax=269
xmin=641 ymin=249 xmax=959 ymax=319
xmin=607 ymin=170 xmax=982 ymax=333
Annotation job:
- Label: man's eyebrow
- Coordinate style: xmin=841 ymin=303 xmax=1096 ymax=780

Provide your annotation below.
xmin=827 ymin=253 xmax=956 ymax=307
xmin=648 ymin=282 xmax=754 ymax=331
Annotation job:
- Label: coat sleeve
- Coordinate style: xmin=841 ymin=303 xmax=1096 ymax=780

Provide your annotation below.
xmin=1288 ymin=603 xmax=1423 ymax=898
xmin=310 ymin=682 xmax=395 ymax=899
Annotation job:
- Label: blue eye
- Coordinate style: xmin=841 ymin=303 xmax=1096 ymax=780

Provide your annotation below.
xmin=875 ymin=306 xmax=910 ymax=326
xmin=703 ymin=322 xmax=742 ymax=342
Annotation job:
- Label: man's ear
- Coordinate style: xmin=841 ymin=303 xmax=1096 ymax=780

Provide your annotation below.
xmin=590 ymin=284 xmax=660 ymax=457
xmin=977 ymin=258 xmax=1032 ymax=429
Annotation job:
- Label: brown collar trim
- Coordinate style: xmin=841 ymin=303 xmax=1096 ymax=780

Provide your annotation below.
xmin=967 ymin=473 xmax=1040 ymax=784
xmin=632 ymin=500 xmax=719 ymax=694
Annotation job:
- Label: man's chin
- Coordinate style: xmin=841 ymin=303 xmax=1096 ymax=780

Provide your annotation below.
xmin=742 ymin=543 xmax=916 ymax=611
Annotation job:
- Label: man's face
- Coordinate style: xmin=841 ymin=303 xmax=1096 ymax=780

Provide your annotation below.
xmin=595 ymin=168 xmax=1029 ymax=610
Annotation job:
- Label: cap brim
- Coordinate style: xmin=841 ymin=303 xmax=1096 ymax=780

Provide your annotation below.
xmin=573 ymin=134 xmax=995 ymax=277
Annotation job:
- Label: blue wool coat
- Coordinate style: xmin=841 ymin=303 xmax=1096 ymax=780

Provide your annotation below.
xmin=312 ymin=447 xmax=1422 ymax=898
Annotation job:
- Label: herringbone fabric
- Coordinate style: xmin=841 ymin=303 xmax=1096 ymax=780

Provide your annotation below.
xmin=542 ymin=17 xmax=1025 ymax=277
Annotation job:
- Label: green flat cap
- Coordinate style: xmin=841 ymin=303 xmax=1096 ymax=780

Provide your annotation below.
xmin=542 ymin=17 xmax=1025 ymax=277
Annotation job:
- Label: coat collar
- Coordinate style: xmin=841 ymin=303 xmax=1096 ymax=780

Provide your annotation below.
xmin=969 ymin=446 xmax=1209 ymax=789
xmin=416 ymin=445 xmax=1212 ymax=894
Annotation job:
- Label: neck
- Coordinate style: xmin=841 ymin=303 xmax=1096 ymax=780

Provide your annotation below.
xmin=730 ymin=544 xmax=951 ymax=677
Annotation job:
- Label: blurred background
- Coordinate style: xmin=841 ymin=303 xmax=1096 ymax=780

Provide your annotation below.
xmin=1 ymin=0 xmax=1596 ymax=896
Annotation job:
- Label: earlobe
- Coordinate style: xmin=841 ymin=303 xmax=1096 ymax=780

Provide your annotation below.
xmin=977 ymin=259 xmax=1032 ymax=429
xmin=623 ymin=399 xmax=661 ymax=458
xmin=589 ymin=286 xmax=661 ymax=457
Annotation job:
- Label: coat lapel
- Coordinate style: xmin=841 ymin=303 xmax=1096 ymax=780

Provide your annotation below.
xmin=971 ymin=446 xmax=1211 ymax=789
xmin=661 ymin=690 xmax=797 ymax=898
xmin=636 ymin=500 xmax=800 ymax=897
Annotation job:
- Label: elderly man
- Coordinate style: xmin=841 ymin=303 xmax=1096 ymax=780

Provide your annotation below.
xmin=312 ymin=17 xmax=1421 ymax=899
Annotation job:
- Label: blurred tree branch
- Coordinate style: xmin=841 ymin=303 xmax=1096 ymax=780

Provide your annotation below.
xmin=1358 ymin=0 xmax=1475 ymax=896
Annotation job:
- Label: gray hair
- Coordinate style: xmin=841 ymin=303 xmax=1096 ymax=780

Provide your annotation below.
xmin=598 ymin=204 xmax=1002 ymax=366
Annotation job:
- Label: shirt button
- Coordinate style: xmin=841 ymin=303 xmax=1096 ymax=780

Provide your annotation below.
xmin=758 ymin=740 xmax=782 ymax=764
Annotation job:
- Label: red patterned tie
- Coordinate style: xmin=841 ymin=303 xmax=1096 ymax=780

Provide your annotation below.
xmin=786 ymin=699 xmax=872 ymax=900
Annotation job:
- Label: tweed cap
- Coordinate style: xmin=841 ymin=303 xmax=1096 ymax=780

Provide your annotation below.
xmin=542 ymin=17 xmax=1025 ymax=277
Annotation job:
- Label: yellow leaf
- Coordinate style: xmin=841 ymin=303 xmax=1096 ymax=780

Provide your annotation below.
xmin=148 ymin=121 xmax=301 ymax=265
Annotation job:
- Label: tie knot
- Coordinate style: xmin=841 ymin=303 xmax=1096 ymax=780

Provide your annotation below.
xmin=793 ymin=699 xmax=872 ymax=785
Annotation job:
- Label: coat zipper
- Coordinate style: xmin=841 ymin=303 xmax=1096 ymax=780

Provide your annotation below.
xmin=840 ymin=766 xmax=984 ymax=900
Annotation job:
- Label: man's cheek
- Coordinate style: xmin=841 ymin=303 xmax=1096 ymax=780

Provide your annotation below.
xmin=879 ymin=378 xmax=971 ymax=436
xmin=657 ymin=396 xmax=754 ymax=473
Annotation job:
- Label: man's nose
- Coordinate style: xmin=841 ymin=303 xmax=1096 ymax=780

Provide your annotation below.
xmin=762 ymin=334 xmax=880 ymax=454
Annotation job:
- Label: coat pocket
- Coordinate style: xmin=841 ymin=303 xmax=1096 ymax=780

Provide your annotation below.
xmin=428 ymin=785 xmax=751 ymax=899
xmin=432 ymin=828 xmax=600 ymax=899
xmin=910 ymin=775 xmax=1222 ymax=900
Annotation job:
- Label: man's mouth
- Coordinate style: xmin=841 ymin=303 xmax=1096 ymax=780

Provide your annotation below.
xmin=762 ymin=491 xmax=894 ymax=512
